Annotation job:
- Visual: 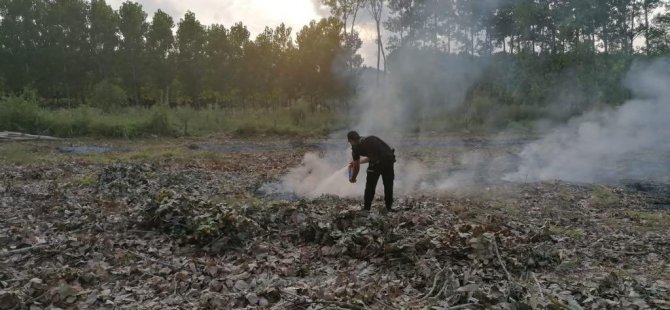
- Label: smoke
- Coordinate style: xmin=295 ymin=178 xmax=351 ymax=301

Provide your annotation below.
xmin=265 ymin=2 xmax=670 ymax=199
xmin=262 ymin=48 xmax=490 ymax=199
xmin=505 ymin=59 xmax=670 ymax=183
xmin=351 ymin=49 xmax=487 ymax=134
xmin=262 ymin=146 xmax=433 ymax=198
xmin=269 ymin=58 xmax=670 ymax=199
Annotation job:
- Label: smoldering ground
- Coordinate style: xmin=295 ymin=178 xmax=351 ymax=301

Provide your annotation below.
xmin=505 ymin=58 xmax=670 ymax=184
xmin=265 ymin=57 xmax=670 ymax=199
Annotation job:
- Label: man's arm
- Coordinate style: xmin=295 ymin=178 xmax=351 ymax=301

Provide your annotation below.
xmin=349 ymin=157 xmax=368 ymax=183
xmin=349 ymin=160 xmax=360 ymax=183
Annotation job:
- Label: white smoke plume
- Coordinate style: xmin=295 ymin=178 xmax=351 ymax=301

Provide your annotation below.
xmin=505 ymin=58 xmax=670 ymax=183
xmin=264 ymin=49 xmax=489 ymax=199
xmin=264 ymin=147 xmax=432 ymax=198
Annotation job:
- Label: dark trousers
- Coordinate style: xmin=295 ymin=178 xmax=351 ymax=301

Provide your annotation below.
xmin=364 ymin=162 xmax=394 ymax=210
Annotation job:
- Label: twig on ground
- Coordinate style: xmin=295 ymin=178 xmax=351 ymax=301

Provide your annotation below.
xmin=0 ymin=245 xmax=48 ymax=257
xmin=531 ymin=272 xmax=545 ymax=300
xmin=437 ymin=269 xmax=457 ymax=299
xmin=375 ymin=297 xmax=398 ymax=310
xmin=446 ymin=303 xmax=475 ymax=310
xmin=282 ymin=290 xmax=367 ymax=310
xmin=125 ymin=249 xmax=182 ymax=270
xmin=491 ymin=238 xmax=512 ymax=282
xmin=420 ymin=268 xmax=445 ymax=300
xmin=431 ymin=276 xmax=451 ymax=300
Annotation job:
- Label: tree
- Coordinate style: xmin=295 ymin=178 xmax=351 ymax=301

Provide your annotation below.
xmin=118 ymin=1 xmax=148 ymax=105
xmin=296 ymin=17 xmax=347 ymax=108
xmin=227 ymin=22 xmax=251 ymax=107
xmin=642 ymin=0 xmax=663 ymax=54
xmin=146 ymin=9 xmax=175 ymax=105
xmin=204 ymin=24 xmax=230 ymax=105
xmin=0 ymin=0 xmax=47 ymax=93
xmin=369 ymin=0 xmax=386 ymax=82
xmin=89 ymin=0 xmax=118 ymax=81
xmin=176 ymin=11 xmax=206 ymax=106
xmin=42 ymin=0 xmax=90 ymax=104
xmin=322 ymin=0 xmax=367 ymax=36
xmin=648 ymin=9 xmax=670 ymax=54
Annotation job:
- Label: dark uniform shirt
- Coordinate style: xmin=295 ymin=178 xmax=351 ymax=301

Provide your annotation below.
xmin=352 ymin=136 xmax=395 ymax=165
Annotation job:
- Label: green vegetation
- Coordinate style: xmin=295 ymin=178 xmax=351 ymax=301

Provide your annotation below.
xmin=0 ymin=96 xmax=340 ymax=138
xmin=622 ymin=210 xmax=669 ymax=227
xmin=0 ymin=143 xmax=46 ymax=165
xmin=590 ymin=186 xmax=621 ymax=208
xmin=0 ymin=0 xmax=669 ymax=137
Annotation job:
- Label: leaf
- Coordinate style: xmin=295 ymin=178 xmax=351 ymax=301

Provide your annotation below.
xmin=234 ymin=280 xmax=249 ymax=292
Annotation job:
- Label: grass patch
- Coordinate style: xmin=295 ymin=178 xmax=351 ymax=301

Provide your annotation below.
xmin=589 ymin=186 xmax=619 ymax=208
xmin=622 ymin=210 xmax=668 ymax=227
xmin=1 ymin=95 xmax=343 ymax=138
xmin=0 ymin=143 xmax=53 ymax=165
xmin=489 ymin=201 xmax=521 ymax=217
xmin=74 ymin=173 xmax=98 ymax=187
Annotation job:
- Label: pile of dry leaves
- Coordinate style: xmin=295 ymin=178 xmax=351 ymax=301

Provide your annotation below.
xmin=1 ymin=141 xmax=669 ymax=309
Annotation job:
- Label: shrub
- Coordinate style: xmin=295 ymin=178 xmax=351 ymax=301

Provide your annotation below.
xmin=0 ymin=96 xmax=43 ymax=133
xmin=289 ymin=100 xmax=309 ymax=126
xmin=138 ymin=109 xmax=175 ymax=136
xmin=91 ymin=80 xmax=128 ymax=112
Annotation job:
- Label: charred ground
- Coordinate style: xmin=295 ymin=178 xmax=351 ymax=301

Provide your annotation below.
xmin=1 ymin=137 xmax=669 ymax=309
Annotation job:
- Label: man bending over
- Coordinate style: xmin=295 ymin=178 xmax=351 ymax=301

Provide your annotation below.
xmin=347 ymin=131 xmax=396 ymax=212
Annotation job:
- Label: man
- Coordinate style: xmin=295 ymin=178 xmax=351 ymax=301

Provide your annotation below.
xmin=347 ymin=131 xmax=396 ymax=212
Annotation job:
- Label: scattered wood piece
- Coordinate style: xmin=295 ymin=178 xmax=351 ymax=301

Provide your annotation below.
xmin=531 ymin=272 xmax=545 ymax=300
xmin=125 ymin=249 xmax=183 ymax=270
xmin=282 ymin=290 xmax=368 ymax=310
xmin=0 ymin=131 xmax=59 ymax=141
xmin=420 ymin=268 xmax=445 ymax=300
xmin=0 ymin=245 xmax=48 ymax=257
xmin=492 ymin=238 xmax=513 ymax=282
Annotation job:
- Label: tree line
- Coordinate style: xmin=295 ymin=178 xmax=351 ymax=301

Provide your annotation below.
xmin=0 ymin=0 xmax=359 ymax=110
xmin=1 ymin=0 xmax=670 ymax=118
xmin=326 ymin=0 xmax=670 ymax=126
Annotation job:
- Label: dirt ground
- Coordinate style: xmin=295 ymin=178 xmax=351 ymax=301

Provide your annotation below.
xmin=1 ymin=137 xmax=669 ymax=309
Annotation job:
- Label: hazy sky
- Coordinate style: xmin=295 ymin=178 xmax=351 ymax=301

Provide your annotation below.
xmin=107 ymin=0 xmax=380 ymax=66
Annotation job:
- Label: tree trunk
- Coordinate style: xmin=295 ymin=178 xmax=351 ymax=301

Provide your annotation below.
xmin=447 ymin=32 xmax=451 ymax=53
xmin=603 ymin=23 xmax=609 ymax=54
xmin=630 ymin=4 xmax=635 ymax=54
xmin=376 ymin=22 xmax=381 ymax=84
xmin=470 ymin=27 xmax=475 ymax=56
xmin=644 ymin=1 xmax=650 ymax=55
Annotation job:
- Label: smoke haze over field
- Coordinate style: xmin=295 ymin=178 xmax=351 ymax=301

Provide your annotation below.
xmin=265 ymin=49 xmax=490 ymax=198
xmin=351 ymin=50 xmax=487 ymax=134
xmin=505 ymin=59 xmax=670 ymax=183
xmin=266 ymin=57 xmax=670 ymax=199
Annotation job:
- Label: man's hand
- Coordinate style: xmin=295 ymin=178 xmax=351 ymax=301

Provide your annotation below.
xmin=349 ymin=160 xmax=360 ymax=183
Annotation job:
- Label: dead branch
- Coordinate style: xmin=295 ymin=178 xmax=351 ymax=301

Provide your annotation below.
xmin=420 ymin=268 xmax=445 ymax=300
xmin=0 ymin=245 xmax=48 ymax=257
xmin=125 ymin=249 xmax=183 ymax=270
xmin=491 ymin=238 xmax=513 ymax=282
xmin=282 ymin=290 xmax=368 ymax=310
xmin=531 ymin=272 xmax=545 ymax=300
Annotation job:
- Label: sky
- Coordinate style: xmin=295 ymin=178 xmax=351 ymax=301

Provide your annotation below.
xmin=107 ymin=0 xmax=380 ymax=66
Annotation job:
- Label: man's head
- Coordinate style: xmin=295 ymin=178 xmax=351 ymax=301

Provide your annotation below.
xmin=347 ymin=131 xmax=361 ymax=146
